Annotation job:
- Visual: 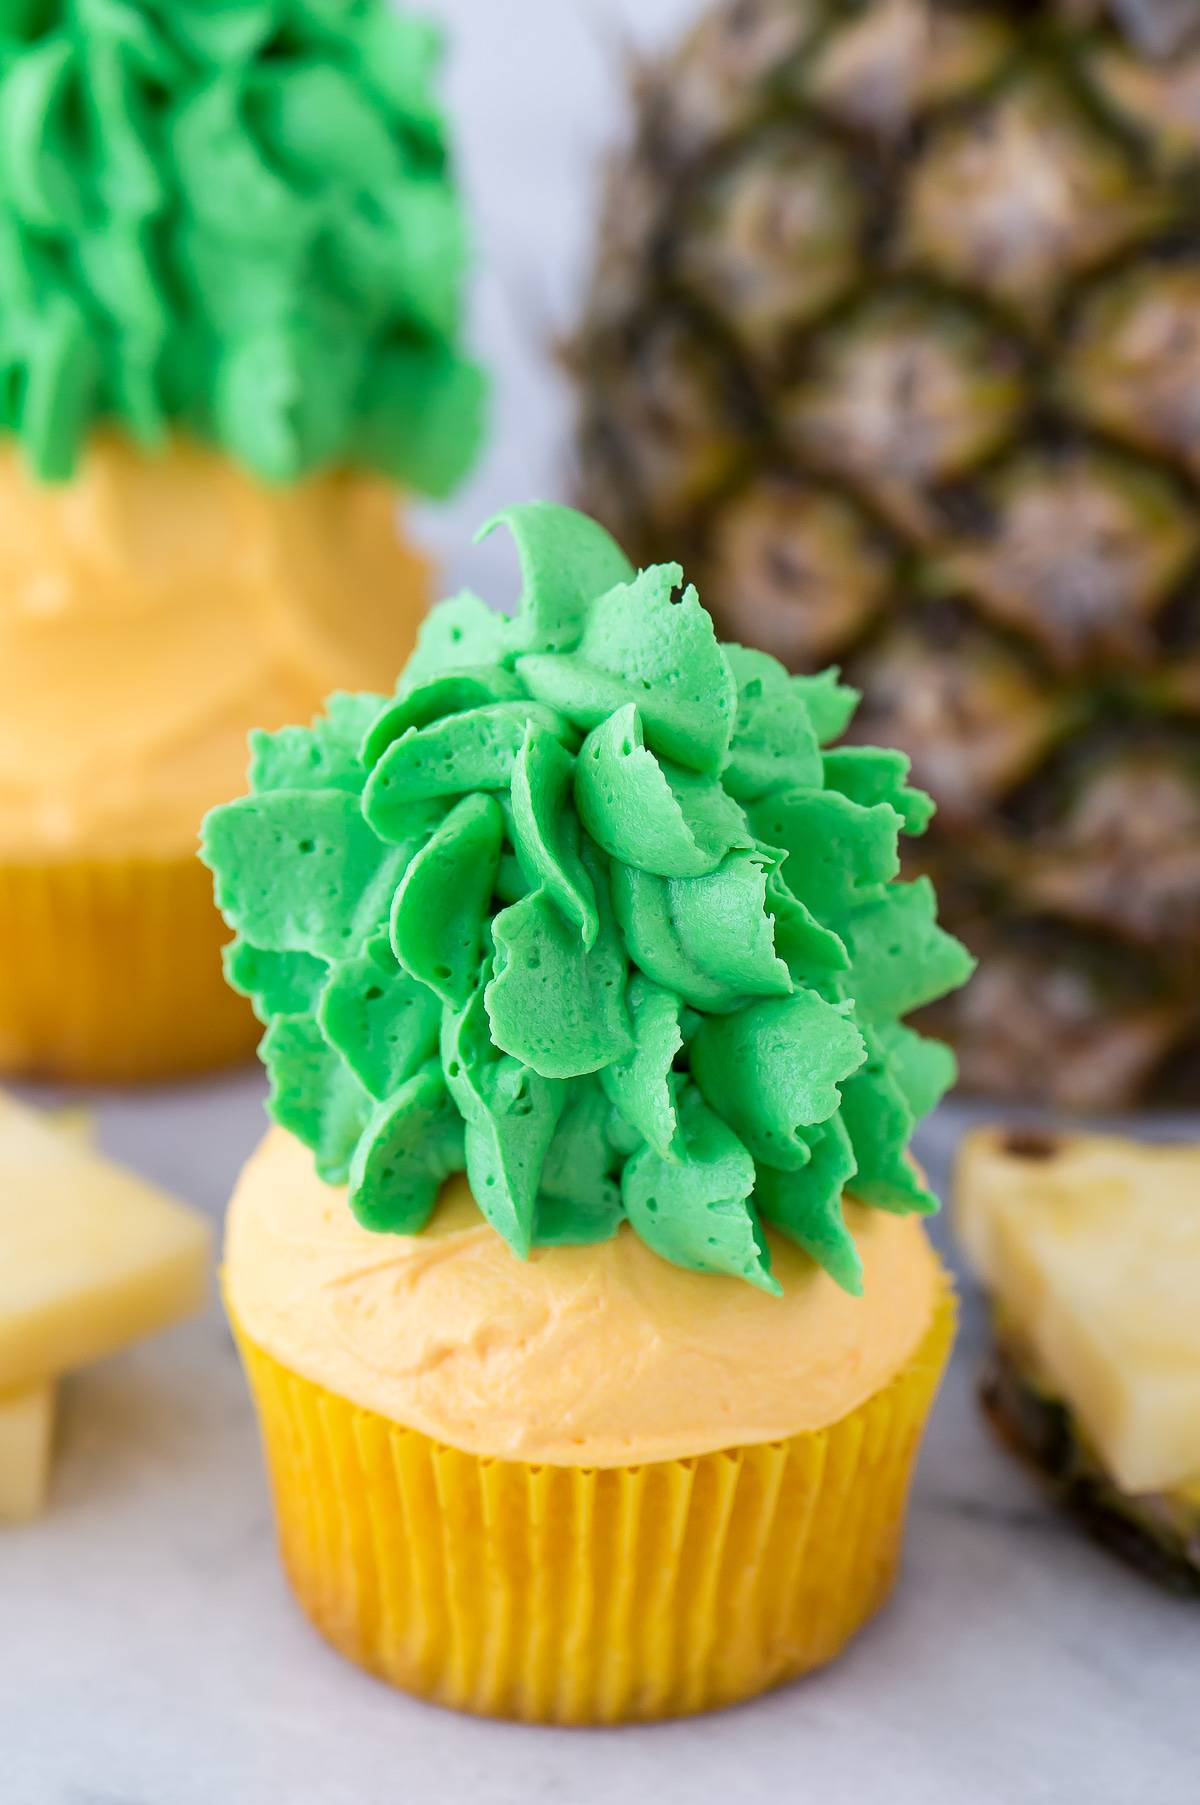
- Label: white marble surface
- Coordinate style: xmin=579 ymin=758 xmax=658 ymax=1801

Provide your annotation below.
xmin=3 ymin=3 xmax=1198 ymax=1800
xmin=4 ymin=1079 xmax=1198 ymax=1805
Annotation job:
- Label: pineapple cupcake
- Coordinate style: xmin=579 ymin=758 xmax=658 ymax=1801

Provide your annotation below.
xmin=0 ymin=0 xmax=483 ymax=1081
xmin=957 ymin=1128 xmax=1200 ymax=1596
xmin=206 ymin=502 xmax=973 ymax=1722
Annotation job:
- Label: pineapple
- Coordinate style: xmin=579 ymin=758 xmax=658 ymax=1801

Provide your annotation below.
xmin=956 ymin=1127 xmax=1200 ymax=1592
xmin=572 ymin=0 xmax=1200 ymax=1109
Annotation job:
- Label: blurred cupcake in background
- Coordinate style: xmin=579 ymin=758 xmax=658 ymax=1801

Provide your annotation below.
xmin=208 ymin=501 xmax=972 ymax=1723
xmin=0 ymin=0 xmax=484 ymax=1082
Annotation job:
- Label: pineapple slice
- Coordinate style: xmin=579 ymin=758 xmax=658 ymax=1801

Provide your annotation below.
xmin=0 ymin=1106 xmax=92 ymax=1521
xmin=0 ymin=1384 xmax=54 ymax=1523
xmin=955 ymin=1128 xmax=1200 ymax=1495
xmin=0 ymin=1090 xmax=210 ymax=1394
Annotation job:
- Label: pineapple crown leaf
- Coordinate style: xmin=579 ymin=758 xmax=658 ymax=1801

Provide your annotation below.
xmin=202 ymin=502 xmax=974 ymax=1295
xmin=0 ymin=0 xmax=484 ymax=490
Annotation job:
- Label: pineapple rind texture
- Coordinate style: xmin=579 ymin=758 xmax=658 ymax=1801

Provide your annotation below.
xmin=981 ymin=1339 xmax=1200 ymax=1596
xmin=573 ymin=0 xmax=1200 ymax=1106
xmin=954 ymin=1127 xmax=1200 ymax=1496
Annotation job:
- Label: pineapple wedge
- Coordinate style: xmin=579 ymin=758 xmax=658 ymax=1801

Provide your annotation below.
xmin=955 ymin=1128 xmax=1200 ymax=1497
xmin=0 ymin=1107 xmax=92 ymax=1520
xmin=0 ymin=1090 xmax=210 ymax=1394
xmin=0 ymin=1383 xmax=54 ymax=1522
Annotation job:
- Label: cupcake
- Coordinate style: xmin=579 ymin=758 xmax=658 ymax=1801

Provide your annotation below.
xmin=0 ymin=0 xmax=483 ymax=1082
xmin=956 ymin=1127 xmax=1200 ymax=1595
xmin=206 ymin=502 xmax=973 ymax=1722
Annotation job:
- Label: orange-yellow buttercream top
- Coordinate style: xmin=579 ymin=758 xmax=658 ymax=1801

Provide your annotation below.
xmin=0 ymin=434 xmax=427 ymax=861
xmin=225 ymin=1127 xmax=943 ymax=1467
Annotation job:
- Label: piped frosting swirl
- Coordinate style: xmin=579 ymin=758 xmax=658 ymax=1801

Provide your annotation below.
xmin=203 ymin=503 xmax=974 ymax=1293
xmin=0 ymin=0 xmax=483 ymax=492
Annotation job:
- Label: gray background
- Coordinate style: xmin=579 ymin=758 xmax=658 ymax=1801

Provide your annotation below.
xmin=4 ymin=5 xmax=1198 ymax=1802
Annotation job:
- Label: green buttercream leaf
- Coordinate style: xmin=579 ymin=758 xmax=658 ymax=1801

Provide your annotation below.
xmin=260 ymin=1013 xmax=370 ymax=1185
xmin=253 ymin=60 xmax=404 ymax=191
xmin=76 ymin=222 xmax=169 ymax=341
xmin=518 ymin=564 xmax=736 ymax=774
xmin=609 ymin=863 xmax=737 ymax=1012
xmin=23 ymin=296 xmax=98 ymax=481
xmin=0 ymin=38 xmax=82 ymax=233
xmin=399 ymin=590 xmax=511 ymax=689
xmin=318 ymin=935 xmax=441 ymax=1102
xmin=347 ymin=1061 xmax=464 ymax=1234
xmin=170 ymin=77 xmax=318 ymax=247
xmin=789 ymin=669 xmax=860 ymax=746
xmin=496 ymin=850 xmax=529 ymax=906
xmin=363 ymin=701 xmax=574 ymax=822
xmin=353 ymin=342 xmax=486 ymax=500
xmin=876 ymin=1021 xmax=958 ymax=1119
xmin=443 ymin=986 xmax=564 ymax=1258
xmin=320 ymin=4 xmax=444 ymax=137
xmin=755 ymin=1116 xmax=863 ymax=1296
xmin=622 ymin=1088 xmax=778 ymax=1294
xmin=599 ymin=975 xmax=683 ymax=1160
xmin=839 ymin=1057 xmax=936 ymax=1216
xmin=362 ymin=667 xmax=523 ymax=769
xmin=823 ymin=747 xmax=935 ymax=837
xmin=691 ymin=993 xmax=866 ymax=1171
xmin=670 ymin=850 xmax=794 ymax=999
xmin=841 ymin=879 xmax=977 ymax=1023
xmin=389 ymin=793 xmax=503 ymax=1006
xmin=0 ymin=0 xmax=483 ymax=491
xmin=723 ymin=645 xmax=824 ymax=802
xmin=576 ymin=705 xmax=746 ymax=880
xmin=481 ymin=500 xmax=635 ymax=656
xmin=534 ymin=1078 xmax=624 ymax=1247
xmin=511 ymin=723 xmax=598 ymax=948
xmin=201 ymin=789 xmax=409 ymax=961
xmin=224 ymin=939 xmax=327 ymax=1024
xmin=249 ymin=692 xmax=384 ymax=795
xmin=205 ymin=503 xmax=973 ymax=1290
xmin=764 ymin=863 xmax=848 ymax=975
xmin=486 ymin=857 xmax=633 ymax=1080
xmin=748 ymin=789 xmax=900 ymax=917
xmin=168 ymin=2 xmax=276 ymax=65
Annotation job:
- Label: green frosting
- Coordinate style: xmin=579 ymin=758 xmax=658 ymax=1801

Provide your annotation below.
xmin=203 ymin=503 xmax=974 ymax=1295
xmin=0 ymin=0 xmax=483 ymax=491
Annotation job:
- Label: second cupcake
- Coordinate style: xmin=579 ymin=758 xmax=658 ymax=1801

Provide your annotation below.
xmin=0 ymin=0 xmax=484 ymax=1080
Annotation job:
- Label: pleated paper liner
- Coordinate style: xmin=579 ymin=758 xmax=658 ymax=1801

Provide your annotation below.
xmin=233 ymin=1282 xmax=955 ymax=1724
xmin=0 ymin=852 xmax=257 ymax=1081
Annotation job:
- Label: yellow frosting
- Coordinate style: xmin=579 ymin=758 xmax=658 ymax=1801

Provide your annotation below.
xmin=0 ymin=434 xmax=427 ymax=860
xmin=225 ymin=1126 xmax=942 ymax=1467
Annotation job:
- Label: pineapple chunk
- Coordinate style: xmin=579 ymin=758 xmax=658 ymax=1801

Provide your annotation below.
xmin=0 ymin=1110 xmax=90 ymax=1523
xmin=0 ymin=1383 xmax=55 ymax=1522
xmin=956 ymin=1128 xmax=1200 ymax=1495
xmin=0 ymin=1091 xmax=210 ymax=1393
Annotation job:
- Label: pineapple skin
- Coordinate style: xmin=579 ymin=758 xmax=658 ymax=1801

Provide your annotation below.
xmin=573 ymin=0 xmax=1200 ymax=1107
xmin=981 ymin=1338 xmax=1200 ymax=1597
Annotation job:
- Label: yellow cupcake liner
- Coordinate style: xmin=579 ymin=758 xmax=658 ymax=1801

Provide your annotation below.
xmin=233 ymin=1283 xmax=955 ymax=1724
xmin=0 ymin=852 xmax=257 ymax=1082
